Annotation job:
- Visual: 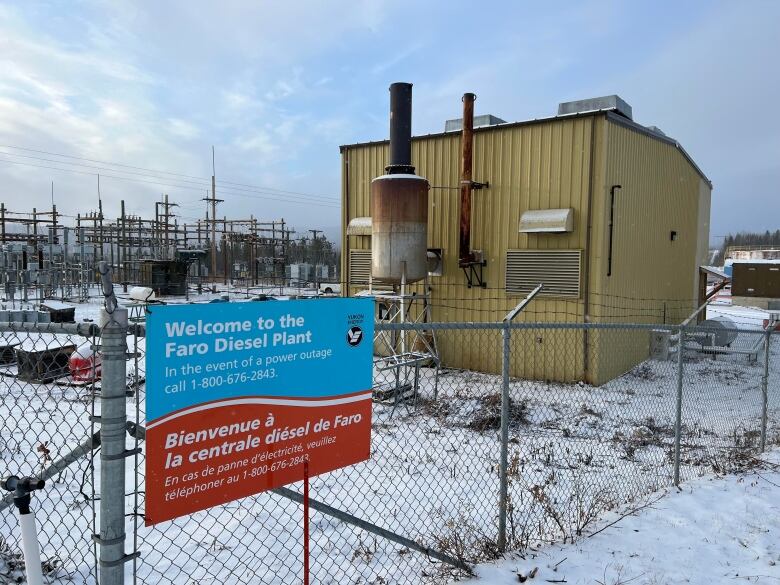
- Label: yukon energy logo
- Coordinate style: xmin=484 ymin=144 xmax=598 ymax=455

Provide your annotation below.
xmin=346 ymin=326 xmax=363 ymax=347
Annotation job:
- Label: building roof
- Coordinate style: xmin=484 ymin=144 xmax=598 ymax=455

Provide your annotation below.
xmin=728 ymin=258 xmax=780 ymax=265
xmin=700 ymin=265 xmax=730 ymax=280
xmin=340 ymin=109 xmax=712 ymax=188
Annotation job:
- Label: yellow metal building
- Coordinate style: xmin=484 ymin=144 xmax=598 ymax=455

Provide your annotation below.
xmin=340 ymin=97 xmax=711 ymax=384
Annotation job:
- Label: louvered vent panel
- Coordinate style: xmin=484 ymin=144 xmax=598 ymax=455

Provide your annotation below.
xmin=349 ymin=249 xmax=372 ymax=285
xmin=506 ymin=250 xmax=582 ymax=297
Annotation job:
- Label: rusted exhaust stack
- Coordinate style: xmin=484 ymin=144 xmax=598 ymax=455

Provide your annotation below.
xmin=370 ymin=82 xmax=429 ymax=284
xmin=459 ymin=92 xmax=476 ymax=267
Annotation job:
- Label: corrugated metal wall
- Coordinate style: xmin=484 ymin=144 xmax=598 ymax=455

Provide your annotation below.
xmin=341 ymin=113 xmax=710 ymax=384
xmin=588 ymin=120 xmax=711 ymax=383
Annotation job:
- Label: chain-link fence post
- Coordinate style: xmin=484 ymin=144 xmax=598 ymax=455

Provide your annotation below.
xmin=97 ymin=263 xmax=130 ymax=585
xmin=760 ymin=327 xmax=771 ymax=452
xmin=497 ymin=320 xmax=510 ymax=552
xmin=498 ymin=286 xmax=542 ymax=552
xmin=673 ymin=324 xmax=685 ymax=486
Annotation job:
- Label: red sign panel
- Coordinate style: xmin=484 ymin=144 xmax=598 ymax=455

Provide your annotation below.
xmin=144 ymin=300 xmax=373 ymax=525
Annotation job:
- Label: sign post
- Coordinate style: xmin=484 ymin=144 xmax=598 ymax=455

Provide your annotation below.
xmin=144 ymin=298 xmax=373 ymax=527
xmin=303 ymin=460 xmax=310 ymax=585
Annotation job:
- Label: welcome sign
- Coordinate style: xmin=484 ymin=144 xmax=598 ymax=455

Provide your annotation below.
xmin=144 ymin=298 xmax=373 ymax=525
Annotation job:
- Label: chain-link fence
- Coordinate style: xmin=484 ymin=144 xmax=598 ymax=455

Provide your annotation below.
xmin=0 ymin=321 xmax=100 ymax=583
xmin=1 ymin=317 xmax=778 ymax=584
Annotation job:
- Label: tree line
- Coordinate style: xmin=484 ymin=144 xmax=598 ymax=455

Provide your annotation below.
xmin=715 ymin=230 xmax=780 ymax=264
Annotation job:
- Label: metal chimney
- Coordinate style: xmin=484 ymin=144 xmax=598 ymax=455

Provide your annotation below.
xmin=386 ymin=82 xmax=414 ymax=174
xmin=370 ymin=82 xmax=429 ymax=284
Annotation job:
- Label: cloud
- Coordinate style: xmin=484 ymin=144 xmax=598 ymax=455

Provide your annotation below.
xmin=609 ymin=1 xmax=780 ymax=235
xmin=1 ymin=0 xmax=777 ymax=240
xmin=370 ymin=43 xmax=424 ymax=76
xmin=168 ymin=118 xmax=200 ymax=140
xmin=0 ymin=2 xmax=357 ymax=226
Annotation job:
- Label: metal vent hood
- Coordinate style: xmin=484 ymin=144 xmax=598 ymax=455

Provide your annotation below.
xmin=519 ymin=208 xmax=575 ymax=233
xmin=558 ymin=95 xmax=632 ymax=120
xmin=445 ymin=114 xmax=506 ymax=132
xmin=346 ymin=217 xmax=372 ymax=236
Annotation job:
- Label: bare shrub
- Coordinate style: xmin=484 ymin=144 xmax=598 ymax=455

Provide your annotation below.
xmin=627 ymin=363 xmax=660 ymax=381
xmin=431 ymin=512 xmax=498 ymax=568
xmin=0 ymin=536 xmax=24 ymax=582
xmin=467 ymin=393 xmax=529 ymax=433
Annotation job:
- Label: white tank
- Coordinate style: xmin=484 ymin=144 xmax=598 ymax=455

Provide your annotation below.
xmin=129 ymin=286 xmax=156 ymax=302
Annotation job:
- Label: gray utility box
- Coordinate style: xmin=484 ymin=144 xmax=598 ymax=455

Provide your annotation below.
xmin=0 ymin=310 xmax=51 ymax=324
xmin=650 ymin=329 xmax=670 ymax=361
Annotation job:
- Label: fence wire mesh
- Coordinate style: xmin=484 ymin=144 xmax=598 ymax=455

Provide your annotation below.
xmin=1 ymin=321 xmax=778 ymax=584
xmin=678 ymin=326 xmax=769 ymax=481
xmin=0 ymin=324 xmax=98 ymax=583
xmin=769 ymin=331 xmax=780 ymax=448
xmin=503 ymin=326 xmax=677 ymax=550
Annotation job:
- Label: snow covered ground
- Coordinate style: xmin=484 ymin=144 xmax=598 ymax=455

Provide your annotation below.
xmin=464 ymin=449 xmax=780 ymax=585
xmin=707 ymin=302 xmax=774 ymax=330
xmin=1 ymin=291 xmax=778 ymax=584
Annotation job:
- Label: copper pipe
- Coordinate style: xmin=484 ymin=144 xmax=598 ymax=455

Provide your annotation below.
xmin=459 ymin=92 xmax=476 ymax=266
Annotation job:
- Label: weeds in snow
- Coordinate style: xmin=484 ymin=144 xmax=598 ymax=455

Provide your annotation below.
xmin=352 ymin=537 xmax=378 ymax=563
xmin=467 ymin=394 xmax=529 ymax=433
xmin=0 ymin=536 xmax=69 ymax=584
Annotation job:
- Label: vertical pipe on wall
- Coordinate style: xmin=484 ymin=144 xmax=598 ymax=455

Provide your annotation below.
xmin=607 ymin=185 xmax=622 ymax=277
xmin=459 ymin=93 xmax=476 ymax=267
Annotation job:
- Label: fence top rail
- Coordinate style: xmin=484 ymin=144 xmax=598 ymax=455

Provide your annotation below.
xmin=115 ymin=322 xmax=777 ymax=338
xmin=0 ymin=320 xmax=99 ymax=337
xmin=375 ymin=321 xmax=770 ymax=335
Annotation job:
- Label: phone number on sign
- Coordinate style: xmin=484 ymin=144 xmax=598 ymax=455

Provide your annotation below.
xmin=191 ymin=369 xmax=277 ymax=389
xmin=242 ymin=454 xmax=310 ymax=479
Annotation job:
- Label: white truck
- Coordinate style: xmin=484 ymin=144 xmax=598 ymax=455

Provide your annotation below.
xmin=318 ymin=283 xmax=342 ymax=295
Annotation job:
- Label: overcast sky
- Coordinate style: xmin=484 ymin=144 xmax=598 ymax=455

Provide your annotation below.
xmin=1 ymin=0 xmax=777 ymax=243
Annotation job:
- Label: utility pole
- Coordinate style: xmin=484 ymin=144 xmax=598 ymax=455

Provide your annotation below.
xmin=159 ymin=194 xmax=178 ymax=260
xmin=222 ymin=216 xmax=228 ymax=286
xmin=202 ymin=147 xmax=223 ymax=281
xmin=120 ymin=200 xmax=126 ymax=286
xmin=47 ymin=185 xmax=57 ymax=292
xmin=308 ymin=229 xmax=322 ymax=288
xmin=163 ymin=194 xmax=169 ymax=257
xmin=154 ymin=200 xmax=161 ymax=260
xmin=97 ymin=175 xmax=104 ymax=264
xmin=51 ymin=182 xmax=57 ymax=231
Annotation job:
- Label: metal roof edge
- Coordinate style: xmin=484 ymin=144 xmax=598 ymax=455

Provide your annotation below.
xmin=338 ymin=109 xmax=610 ymax=152
xmin=604 ymin=111 xmax=712 ymax=188
xmin=339 ymin=108 xmax=713 ymax=189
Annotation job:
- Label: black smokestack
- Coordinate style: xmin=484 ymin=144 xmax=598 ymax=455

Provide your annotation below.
xmin=386 ymin=82 xmax=414 ymax=174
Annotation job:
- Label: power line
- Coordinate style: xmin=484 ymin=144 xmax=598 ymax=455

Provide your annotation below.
xmin=0 ymin=144 xmax=339 ymax=200
xmin=0 ymin=149 xmax=337 ymax=204
xmin=0 ymin=157 xmax=340 ymax=208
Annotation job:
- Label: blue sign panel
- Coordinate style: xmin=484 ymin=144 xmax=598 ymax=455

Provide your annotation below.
xmin=146 ymin=298 xmax=374 ymax=421
xmin=144 ymin=298 xmax=374 ymax=524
